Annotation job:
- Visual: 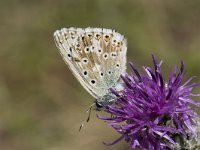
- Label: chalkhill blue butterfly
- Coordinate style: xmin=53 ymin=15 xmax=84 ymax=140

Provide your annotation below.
xmin=54 ymin=28 xmax=127 ymax=129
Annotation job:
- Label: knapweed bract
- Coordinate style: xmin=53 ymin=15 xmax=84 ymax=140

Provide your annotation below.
xmin=98 ymin=55 xmax=200 ymax=150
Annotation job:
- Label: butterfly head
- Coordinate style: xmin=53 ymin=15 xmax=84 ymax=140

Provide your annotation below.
xmin=94 ymin=94 xmax=115 ymax=111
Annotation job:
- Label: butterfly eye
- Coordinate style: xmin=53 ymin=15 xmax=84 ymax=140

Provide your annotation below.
xmin=95 ymin=101 xmax=103 ymax=109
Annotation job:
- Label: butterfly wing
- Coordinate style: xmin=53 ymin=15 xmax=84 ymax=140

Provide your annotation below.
xmin=53 ymin=27 xmax=127 ymax=99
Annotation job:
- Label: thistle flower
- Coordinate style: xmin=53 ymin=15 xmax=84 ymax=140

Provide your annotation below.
xmin=98 ymin=55 xmax=200 ymax=150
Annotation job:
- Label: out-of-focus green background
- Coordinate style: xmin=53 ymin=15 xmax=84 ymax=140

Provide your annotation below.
xmin=0 ymin=0 xmax=200 ymax=150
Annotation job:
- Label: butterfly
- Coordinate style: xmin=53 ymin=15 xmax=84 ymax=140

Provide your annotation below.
xmin=53 ymin=27 xmax=127 ymax=111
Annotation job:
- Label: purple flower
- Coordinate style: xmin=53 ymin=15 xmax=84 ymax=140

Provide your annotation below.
xmin=98 ymin=55 xmax=200 ymax=149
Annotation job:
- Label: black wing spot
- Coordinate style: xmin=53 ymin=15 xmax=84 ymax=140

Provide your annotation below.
xmin=67 ymin=54 xmax=71 ymax=58
xmin=95 ymin=34 xmax=101 ymax=40
xmin=69 ymin=47 xmax=72 ymax=52
xmin=91 ymin=80 xmax=96 ymax=84
xmin=82 ymin=58 xmax=88 ymax=64
xmin=88 ymin=34 xmax=92 ymax=37
xmin=83 ymin=71 xmax=87 ymax=76
xmin=104 ymin=35 xmax=110 ymax=42
xmin=86 ymin=48 xmax=90 ymax=52
xmin=103 ymin=53 xmax=108 ymax=59
xmin=111 ymin=53 xmax=117 ymax=57
xmin=105 ymin=35 xmax=110 ymax=39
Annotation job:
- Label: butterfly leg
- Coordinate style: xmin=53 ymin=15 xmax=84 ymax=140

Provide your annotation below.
xmin=79 ymin=103 xmax=95 ymax=131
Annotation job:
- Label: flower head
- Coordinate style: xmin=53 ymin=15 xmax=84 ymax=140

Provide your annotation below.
xmin=98 ymin=55 xmax=200 ymax=149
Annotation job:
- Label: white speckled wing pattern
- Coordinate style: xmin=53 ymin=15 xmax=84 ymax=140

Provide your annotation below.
xmin=53 ymin=27 xmax=127 ymax=99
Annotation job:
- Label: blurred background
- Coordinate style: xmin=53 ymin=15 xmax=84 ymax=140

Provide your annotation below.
xmin=0 ymin=0 xmax=200 ymax=150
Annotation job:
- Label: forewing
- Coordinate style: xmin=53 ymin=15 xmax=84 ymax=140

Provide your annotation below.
xmin=53 ymin=27 xmax=127 ymax=98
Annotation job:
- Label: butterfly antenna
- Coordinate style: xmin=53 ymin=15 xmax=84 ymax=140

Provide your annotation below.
xmin=79 ymin=103 xmax=95 ymax=132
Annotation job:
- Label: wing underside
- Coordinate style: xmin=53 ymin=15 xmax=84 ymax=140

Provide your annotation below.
xmin=53 ymin=27 xmax=127 ymax=98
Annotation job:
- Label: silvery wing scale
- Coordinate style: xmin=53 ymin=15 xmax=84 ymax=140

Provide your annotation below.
xmin=53 ymin=27 xmax=127 ymax=110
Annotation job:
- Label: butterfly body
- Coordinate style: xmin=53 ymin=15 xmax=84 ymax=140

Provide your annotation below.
xmin=53 ymin=27 xmax=127 ymax=110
